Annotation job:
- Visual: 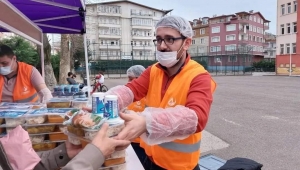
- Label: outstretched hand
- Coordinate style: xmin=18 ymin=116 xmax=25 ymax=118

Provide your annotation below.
xmin=115 ymin=112 xmax=147 ymax=141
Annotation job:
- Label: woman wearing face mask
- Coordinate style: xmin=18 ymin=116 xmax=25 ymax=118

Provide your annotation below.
xmin=83 ymin=16 xmax=217 ymax=170
xmin=0 ymin=45 xmax=52 ymax=103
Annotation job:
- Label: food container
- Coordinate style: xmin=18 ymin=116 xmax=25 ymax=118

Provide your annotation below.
xmin=46 ymin=100 xmax=71 ymax=108
xmin=26 ymin=125 xmax=56 ymax=134
xmin=68 ymin=136 xmax=81 ymax=145
xmin=67 ymin=125 xmax=85 ymax=137
xmin=5 ymin=117 xmax=25 ymax=126
xmin=30 ymin=135 xmax=46 ymax=144
xmin=99 ymin=163 xmax=126 ymax=170
xmin=26 ymin=115 xmax=47 ymax=125
xmin=49 ymin=133 xmax=68 ymax=141
xmin=48 ymin=115 xmax=64 ymax=123
xmin=72 ymin=99 xmax=88 ymax=109
xmin=32 ymin=142 xmax=57 ymax=152
xmin=84 ymin=123 xmax=124 ymax=140
xmin=59 ymin=125 xmax=67 ymax=132
xmin=107 ymin=150 xmax=126 ymax=159
xmin=80 ymin=139 xmax=89 ymax=148
xmin=104 ymin=157 xmax=126 ymax=167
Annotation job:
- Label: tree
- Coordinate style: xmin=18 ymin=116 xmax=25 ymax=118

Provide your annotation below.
xmin=70 ymin=35 xmax=84 ymax=71
xmin=37 ymin=34 xmax=57 ymax=91
xmin=0 ymin=36 xmax=39 ymax=67
xmin=59 ymin=34 xmax=71 ymax=84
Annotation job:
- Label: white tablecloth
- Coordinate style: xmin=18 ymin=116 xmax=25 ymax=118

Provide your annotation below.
xmin=126 ymin=145 xmax=145 ymax=170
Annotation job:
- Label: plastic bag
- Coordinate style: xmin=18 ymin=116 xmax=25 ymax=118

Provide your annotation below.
xmin=0 ymin=126 xmax=41 ymax=170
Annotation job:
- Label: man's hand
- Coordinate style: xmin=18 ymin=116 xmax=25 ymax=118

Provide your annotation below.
xmin=65 ymin=141 xmax=82 ymax=159
xmin=115 ymin=112 xmax=147 ymax=141
xmin=92 ymin=123 xmax=130 ymax=157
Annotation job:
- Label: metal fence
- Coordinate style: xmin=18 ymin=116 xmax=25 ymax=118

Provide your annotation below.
xmin=76 ymin=44 xmax=264 ymax=78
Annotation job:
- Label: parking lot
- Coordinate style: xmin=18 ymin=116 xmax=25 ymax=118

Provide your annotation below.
xmin=105 ymin=75 xmax=300 ymax=170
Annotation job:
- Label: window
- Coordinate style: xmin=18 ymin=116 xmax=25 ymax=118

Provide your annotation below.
xmin=293 ymin=22 xmax=297 ymax=32
xmin=228 ymin=56 xmax=237 ymax=62
xmin=249 ymin=35 xmax=252 ymax=41
xmin=281 ymin=4 xmax=285 ymax=15
xmin=249 ymin=16 xmax=252 ymax=20
xmin=287 ymin=23 xmax=291 ymax=33
xmin=257 ymin=18 xmax=260 ymax=23
xmin=98 ymin=5 xmax=121 ymax=14
xmin=211 ymin=26 xmax=220 ymax=33
xmin=202 ymin=18 xmax=208 ymax=25
xmin=226 ymin=34 xmax=236 ymax=41
xmin=211 ymin=36 xmax=220 ymax=42
xmin=280 ymin=44 xmax=284 ymax=54
xmin=210 ymin=46 xmax=221 ymax=52
xmin=292 ymin=43 xmax=296 ymax=53
xmin=249 ymin=25 xmax=253 ymax=31
xmin=294 ymin=1 xmax=297 ymax=12
xmin=200 ymin=28 xmax=205 ymax=34
xmin=253 ymin=26 xmax=256 ymax=32
xmin=257 ymin=27 xmax=260 ymax=34
xmin=192 ymin=40 xmax=195 ymax=44
xmin=286 ymin=43 xmax=290 ymax=54
xmin=253 ymin=16 xmax=256 ymax=22
xmin=132 ymin=18 xmax=152 ymax=26
xmin=193 ymin=30 xmax=196 ymax=36
xmin=260 ymin=37 xmax=263 ymax=42
xmin=200 ymin=38 xmax=205 ymax=44
xmin=214 ymin=56 xmax=221 ymax=62
xmin=226 ymin=24 xmax=236 ymax=31
xmin=288 ymin=3 xmax=292 ymax=13
xmin=281 ymin=24 xmax=285 ymax=34
xmin=225 ymin=44 xmax=236 ymax=51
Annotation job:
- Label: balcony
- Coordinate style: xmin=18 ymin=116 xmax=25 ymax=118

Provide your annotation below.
xmin=99 ymin=45 xmax=120 ymax=50
xmin=99 ymin=23 xmax=121 ymax=27
xmin=264 ymin=23 xmax=269 ymax=30
xmin=132 ymin=45 xmax=153 ymax=50
xmin=238 ymin=17 xmax=249 ymax=24
xmin=99 ymin=34 xmax=121 ymax=39
xmin=131 ymin=12 xmax=153 ymax=18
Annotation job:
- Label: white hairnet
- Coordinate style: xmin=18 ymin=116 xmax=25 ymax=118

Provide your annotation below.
xmin=155 ymin=15 xmax=193 ymax=38
xmin=126 ymin=65 xmax=145 ymax=77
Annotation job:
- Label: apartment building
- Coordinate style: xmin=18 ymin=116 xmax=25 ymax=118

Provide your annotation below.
xmin=208 ymin=11 xmax=270 ymax=65
xmin=276 ymin=0 xmax=300 ymax=75
xmin=85 ymin=0 xmax=171 ymax=60
xmin=264 ymin=32 xmax=276 ymax=61
xmin=191 ymin=11 xmax=270 ymax=71
xmin=189 ymin=17 xmax=210 ymax=57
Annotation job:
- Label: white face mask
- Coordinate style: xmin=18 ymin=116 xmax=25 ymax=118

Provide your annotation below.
xmin=156 ymin=43 xmax=185 ymax=68
xmin=0 ymin=60 xmax=14 ymax=76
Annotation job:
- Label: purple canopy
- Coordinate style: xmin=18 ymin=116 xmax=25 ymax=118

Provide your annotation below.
xmin=2 ymin=0 xmax=86 ymax=34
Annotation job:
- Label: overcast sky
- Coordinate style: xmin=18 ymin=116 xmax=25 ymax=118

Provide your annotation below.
xmin=133 ymin=0 xmax=277 ymax=34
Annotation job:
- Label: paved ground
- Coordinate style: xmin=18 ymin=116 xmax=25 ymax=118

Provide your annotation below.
xmin=104 ymin=76 xmax=300 ymax=170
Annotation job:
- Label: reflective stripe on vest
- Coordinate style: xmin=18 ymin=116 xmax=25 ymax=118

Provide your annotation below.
xmin=158 ymin=140 xmax=201 ymax=153
xmin=14 ymin=93 xmax=38 ymax=103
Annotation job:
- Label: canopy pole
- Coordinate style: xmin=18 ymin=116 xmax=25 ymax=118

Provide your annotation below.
xmin=41 ymin=32 xmax=45 ymax=78
xmin=83 ymin=34 xmax=91 ymax=100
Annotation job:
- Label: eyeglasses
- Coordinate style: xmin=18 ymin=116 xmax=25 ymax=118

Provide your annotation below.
xmin=153 ymin=36 xmax=186 ymax=46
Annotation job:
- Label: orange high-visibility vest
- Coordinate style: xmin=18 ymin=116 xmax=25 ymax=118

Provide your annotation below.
xmin=0 ymin=62 xmax=39 ymax=103
xmin=140 ymin=60 xmax=216 ymax=170
xmin=127 ymin=98 xmax=146 ymax=143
